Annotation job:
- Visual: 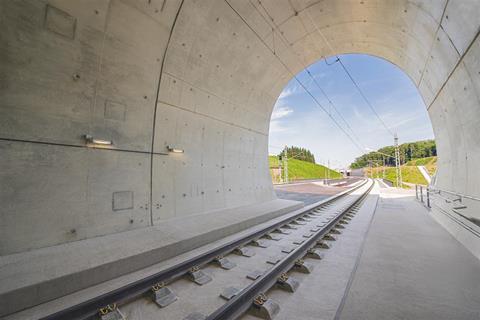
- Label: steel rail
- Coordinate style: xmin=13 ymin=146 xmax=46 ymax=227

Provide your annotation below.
xmin=41 ymin=179 xmax=368 ymax=320
xmin=207 ymin=180 xmax=374 ymax=320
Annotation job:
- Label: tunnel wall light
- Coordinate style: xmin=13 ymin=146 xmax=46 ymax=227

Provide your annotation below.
xmin=167 ymin=145 xmax=184 ymax=153
xmin=84 ymin=134 xmax=113 ymax=146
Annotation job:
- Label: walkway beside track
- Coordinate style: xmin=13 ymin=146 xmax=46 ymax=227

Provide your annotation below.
xmin=339 ymin=187 xmax=480 ymax=319
xmin=5 ymin=181 xmax=480 ymax=319
xmin=246 ymin=182 xmax=480 ymax=320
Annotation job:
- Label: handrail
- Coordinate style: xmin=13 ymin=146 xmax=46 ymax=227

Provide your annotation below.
xmin=428 ymin=187 xmax=480 ymax=202
xmin=415 ymin=184 xmax=480 ymax=231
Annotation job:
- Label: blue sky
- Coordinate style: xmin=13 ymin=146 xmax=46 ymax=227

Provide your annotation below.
xmin=268 ymin=54 xmax=434 ymax=169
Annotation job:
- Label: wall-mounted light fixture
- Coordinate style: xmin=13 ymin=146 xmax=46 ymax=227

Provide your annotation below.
xmin=84 ymin=134 xmax=113 ymax=146
xmin=167 ymin=145 xmax=184 ymax=153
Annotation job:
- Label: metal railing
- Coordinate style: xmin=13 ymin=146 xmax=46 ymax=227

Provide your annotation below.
xmin=415 ymin=185 xmax=431 ymax=208
xmin=428 ymin=187 xmax=480 ymax=202
xmin=415 ymin=185 xmax=480 ymax=233
xmin=415 ymin=184 xmax=480 ymax=210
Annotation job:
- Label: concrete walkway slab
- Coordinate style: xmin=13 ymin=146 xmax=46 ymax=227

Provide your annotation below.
xmin=339 ymin=188 xmax=480 ymax=319
xmin=242 ymin=181 xmax=381 ymax=320
xmin=243 ymin=183 xmax=480 ymax=320
xmin=0 ymin=199 xmax=301 ymax=317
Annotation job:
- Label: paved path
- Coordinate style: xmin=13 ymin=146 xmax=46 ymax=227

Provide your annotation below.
xmin=418 ymin=165 xmax=432 ymax=183
xmin=268 ymin=182 xmax=480 ymax=320
xmin=274 ymin=182 xmax=349 ymax=206
xmin=376 ymin=179 xmax=390 ymax=188
xmin=339 ymin=187 xmax=480 ymax=319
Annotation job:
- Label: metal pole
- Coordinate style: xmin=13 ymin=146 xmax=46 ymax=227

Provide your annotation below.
xmin=426 ymin=188 xmax=430 ymax=208
xmin=383 ymin=156 xmax=385 ymax=179
xmin=420 ymin=185 xmax=423 ymax=203
xmin=327 ymin=159 xmax=330 ymax=182
xmin=415 ymin=185 xmax=418 ymax=199
xmin=284 ymin=146 xmax=288 ymax=184
xmin=278 ymin=154 xmax=282 ymax=184
xmin=394 ymin=133 xmax=402 ymax=188
xmin=323 ymin=160 xmax=326 ymax=184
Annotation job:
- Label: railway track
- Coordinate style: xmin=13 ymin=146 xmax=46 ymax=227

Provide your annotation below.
xmin=41 ymin=179 xmax=373 ymax=320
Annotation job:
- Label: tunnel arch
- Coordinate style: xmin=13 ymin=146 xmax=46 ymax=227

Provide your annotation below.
xmin=267 ymin=52 xmax=437 ymax=172
xmin=1 ymin=0 xmax=479 ymax=258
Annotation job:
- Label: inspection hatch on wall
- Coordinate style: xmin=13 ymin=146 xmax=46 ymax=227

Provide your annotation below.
xmin=112 ymin=191 xmax=134 ymax=211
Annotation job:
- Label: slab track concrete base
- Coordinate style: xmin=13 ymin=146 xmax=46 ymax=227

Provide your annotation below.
xmin=244 ymin=182 xmax=480 ymax=320
xmin=0 ymin=199 xmax=301 ymax=317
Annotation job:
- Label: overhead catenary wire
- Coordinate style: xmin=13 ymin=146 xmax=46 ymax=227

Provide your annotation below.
xmin=303 ymin=8 xmax=395 ymax=137
xmin=336 ymin=59 xmax=395 ymax=137
xmin=255 ymin=0 xmax=367 ymax=150
xmin=324 ymin=57 xmax=340 ymax=66
xmin=304 ymin=67 xmax=366 ymax=149
xmin=245 ymin=0 xmax=365 ymax=153
xmin=286 ymin=8 xmax=366 ymax=149
xmin=292 ymin=74 xmax=365 ymax=152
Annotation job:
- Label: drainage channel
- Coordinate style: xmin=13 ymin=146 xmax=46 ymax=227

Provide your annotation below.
xmin=40 ymin=179 xmax=372 ymax=320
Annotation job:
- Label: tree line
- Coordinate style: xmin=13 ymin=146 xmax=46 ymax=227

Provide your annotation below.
xmin=279 ymin=146 xmax=316 ymax=163
xmin=350 ymin=140 xmax=436 ymax=168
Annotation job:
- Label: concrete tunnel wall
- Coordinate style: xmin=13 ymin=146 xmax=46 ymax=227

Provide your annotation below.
xmin=1 ymin=0 xmax=480 ymax=255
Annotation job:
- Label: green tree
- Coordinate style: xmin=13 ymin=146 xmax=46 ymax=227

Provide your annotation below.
xmin=279 ymin=146 xmax=316 ymax=164
xmin=350 ymin=139 xmax=436 ymax=168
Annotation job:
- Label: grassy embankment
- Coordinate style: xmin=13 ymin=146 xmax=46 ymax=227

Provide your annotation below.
xmin=406 ymin=156 xmax=437 ymax=176
xmin=366 ymin=156 xmax=437 ymax=187
xmin=269 ymin=155 xmax=342 ymax=183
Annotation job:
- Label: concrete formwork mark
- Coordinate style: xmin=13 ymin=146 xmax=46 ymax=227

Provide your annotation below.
xmin=149 ymin=0 xmax=185 ymax=226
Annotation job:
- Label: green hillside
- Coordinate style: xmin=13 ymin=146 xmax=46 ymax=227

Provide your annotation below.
xmin=363 ymin=156 xmax=437 ymax=187
xmin=405 ymin=156 xmax=436 ymax=166
xmin=406 ymin=156 xmax=437 ymax=176
xmin=366 ymin=165 xmax=428 ymax=187
xmin=269 ymin=156 xmax=342 ymax=183
xmin=351 ymin=139 xmax=436 ymax=168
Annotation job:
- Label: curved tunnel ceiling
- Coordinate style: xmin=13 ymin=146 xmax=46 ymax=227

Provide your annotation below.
xmin=1 ymin=0 xmax=479 ymax=255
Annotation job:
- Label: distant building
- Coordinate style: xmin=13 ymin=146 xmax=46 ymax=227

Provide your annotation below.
xmin=338 ymin=169 xmax=351 ymax=176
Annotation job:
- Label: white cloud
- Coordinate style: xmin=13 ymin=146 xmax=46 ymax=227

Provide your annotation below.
xmin=389 ymin=111 xmax=423 ymax=129
xmin=269 ymin=120 xmax=289 ymax=133
xmin=271 ymin=106 xmax=293 ymax=120
xmin=269 ymin=105 xmax=295 ymax=134
xmin=277 ymin=82 xmax=303 ymax=102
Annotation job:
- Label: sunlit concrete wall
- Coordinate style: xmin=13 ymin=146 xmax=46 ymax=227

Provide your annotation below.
xmin=1 ymin=0 xmax=479 ymax=255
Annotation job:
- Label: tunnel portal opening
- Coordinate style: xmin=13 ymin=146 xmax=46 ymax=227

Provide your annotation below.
xmin=268 ymin=53 xmax=436 ymax=189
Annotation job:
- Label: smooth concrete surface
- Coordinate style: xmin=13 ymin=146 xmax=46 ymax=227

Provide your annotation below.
xmin=429 ymin=192 xmax=480 ymax=260
xmin=275 ymin=181 xmax=351 ymax=205
xmin=2 ymin=0 xmax=480 ymax=257
xmin=241 ymin=180 xmax=381 ymax=320
xmin=275 ymin=190 xmax=330 ymax=206
xmin=339 ymin=188 xmax=480 ymax=320
xmin=418 ymin=165 xmax=432 ymax=183
xmin=0 ymin=198 xmax=301 ymax=317
xmin=239 ymin=183 xmax=480 ymax=320
xmin=3 ymin=180 xmax=371 ymax=320
xmin=1 ymin=190 xmax=346 ymax=320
